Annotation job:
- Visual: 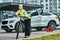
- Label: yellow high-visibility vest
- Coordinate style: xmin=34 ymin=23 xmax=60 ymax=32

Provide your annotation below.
xmin=18 ymin=9 xmax=30 ymax=20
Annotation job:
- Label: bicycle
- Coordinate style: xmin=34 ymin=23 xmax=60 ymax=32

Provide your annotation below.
xmin=16 ymin=16 xmax=26 ymax=39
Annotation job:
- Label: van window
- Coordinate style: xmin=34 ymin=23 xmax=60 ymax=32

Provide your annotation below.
xmin=42 ymin=12 xmax=51 ymax=16
xmin=31 ymin=12 xmax=38 ymax=17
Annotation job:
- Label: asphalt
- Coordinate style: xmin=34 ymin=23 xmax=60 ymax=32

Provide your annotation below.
xmin=0 ymin=24 xmax=60 ymax=40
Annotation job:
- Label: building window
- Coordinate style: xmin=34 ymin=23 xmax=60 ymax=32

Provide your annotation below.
xmin=54 ymin=10 xmax=57 ymax=12
xmin=31 ymin=0 xmax=37 ymax=4
xmin=59 ymin=3 xmax=60 ymax=5
xmin=46 ymin=4 xmax=48 ymax=6
xmin=54 ymin=0 xmax=57 ymax=1
xmin=35 ymin=0 xmax=37 ymax=3
xmin=50 ymin=7 xmax=52 ymax=9
xmin=41 ymin=0 xmax=43 ymax=2
xmin=50 ymin=0 xmax=52 ymax=2
xmin=50 ymin=3 xmax=52 ymax=5
xmin=46 ymin=0 xmax=48 ymax=2
xmin=13 ymin=0 xmax=19 ymax=2
xmin=59 ymin=0 xmax=60 ymax=1
xmin=59 ymin=3 xmax=60 ymax=4
xmin=59 ymin=10 xmax=60 ymax=12
xmin=59 ymin=6 xmax=60 ymax=8
xmin=50 ymin=10 xmax=53 ymax=12
xmin=55 ymin=7 xmax=57 ymax=9
xmin=46 ymin=7 xmax=48 ymax=9
xmin=21 ymin=0 xmax=25 ymax=3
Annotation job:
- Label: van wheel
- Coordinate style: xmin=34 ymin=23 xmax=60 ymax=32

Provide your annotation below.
xmin=36 ymin=27 xmax=42 ymax=31
xmin=5 ymin=29 xmax=13 ymax=32
xmin=48 ymin=21 xmax=56 ymax=30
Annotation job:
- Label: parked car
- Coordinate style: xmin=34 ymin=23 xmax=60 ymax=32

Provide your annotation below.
xmin=1 ymin=9 xmax=59 ymax=32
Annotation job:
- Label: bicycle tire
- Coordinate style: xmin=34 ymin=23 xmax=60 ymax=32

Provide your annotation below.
xmin=16 ymin=17 xmax=24 ymax=39
xmin=16 ymin=22 xmax=20 ymax=39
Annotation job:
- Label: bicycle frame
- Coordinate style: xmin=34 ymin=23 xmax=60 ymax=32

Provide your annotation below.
xmin=16 ymin=16 xmax=27 ymax=39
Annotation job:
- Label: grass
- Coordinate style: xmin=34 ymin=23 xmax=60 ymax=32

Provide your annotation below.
xmin=24 ymin=34 xmax=60 ymax=40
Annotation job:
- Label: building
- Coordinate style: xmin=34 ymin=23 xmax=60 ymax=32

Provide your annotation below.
xmin=41 ymin=0 xmax=60 ymax=13
xmin=1 ymin=0 xmax=60 ymax=22
xmin=0 ymin=0 xmax=42 ymax=22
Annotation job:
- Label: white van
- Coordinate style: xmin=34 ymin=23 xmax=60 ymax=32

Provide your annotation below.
xmin=1 ymin=10 xmax=59 ymax=32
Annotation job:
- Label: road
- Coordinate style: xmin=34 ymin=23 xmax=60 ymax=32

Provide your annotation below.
xmin=0 ymin=25 xmax=60 ymax=40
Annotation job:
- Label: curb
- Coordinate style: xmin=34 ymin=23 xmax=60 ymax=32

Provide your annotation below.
xmin=23 ymin=37 xmax=40 ymax=40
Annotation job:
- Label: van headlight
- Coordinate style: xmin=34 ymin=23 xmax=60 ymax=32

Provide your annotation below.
xmin=9 ymin=20 xmax=14 ymax=23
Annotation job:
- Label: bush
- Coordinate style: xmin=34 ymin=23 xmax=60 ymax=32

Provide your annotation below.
xmin=58 ymin=18 xmax=60 ymax=21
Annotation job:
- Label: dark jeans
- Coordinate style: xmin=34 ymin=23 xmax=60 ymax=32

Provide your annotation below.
xmin=24 ymin=19 xmax=31 ymax=36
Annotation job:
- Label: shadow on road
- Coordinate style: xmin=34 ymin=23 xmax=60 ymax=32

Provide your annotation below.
xmin=55 ymin=28 xmax=60 ymax=30
xmin=1 ymin=28 xmax=60 ymax=33
xmin=0 ymin=30 xmax=41 ymax=34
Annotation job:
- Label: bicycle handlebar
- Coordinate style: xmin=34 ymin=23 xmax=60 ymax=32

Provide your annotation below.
xmin=19 ymin=16 xmax=27 ymax=18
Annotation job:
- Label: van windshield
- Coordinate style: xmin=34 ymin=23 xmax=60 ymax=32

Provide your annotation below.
xmin=3 ymin=11 xmax=31 ymax=19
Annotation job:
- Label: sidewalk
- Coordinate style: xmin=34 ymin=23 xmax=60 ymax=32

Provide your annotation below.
xmin=23 ymin=30 xmax=60 ymax=40
xmin=0 ymin=23 xmax=60 ymax=40
xmin=23 ymin=26 xmax=60 ymax=40
xmin=0 ymin=28 xmax=60 ymax=40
